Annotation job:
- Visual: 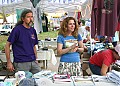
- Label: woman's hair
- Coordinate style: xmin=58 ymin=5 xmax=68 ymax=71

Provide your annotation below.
xmin=15 ymin=9 xmax=33 ymax=27
xmin=58 ymin=17 xmax=79 ymax=38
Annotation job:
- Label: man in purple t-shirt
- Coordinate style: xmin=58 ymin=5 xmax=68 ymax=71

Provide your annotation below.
xmin=5 ymin=9 xmax=41 ymax=74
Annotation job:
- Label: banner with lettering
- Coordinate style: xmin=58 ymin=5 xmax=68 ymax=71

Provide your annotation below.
xmin=0 ymin=0 xmax=23 ymax=6
xmin=48 ymin=0 xmax=75 ymax=4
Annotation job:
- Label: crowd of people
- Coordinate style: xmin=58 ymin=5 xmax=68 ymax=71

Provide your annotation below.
xmin=4 ymin=9 xmax=120 ymax=77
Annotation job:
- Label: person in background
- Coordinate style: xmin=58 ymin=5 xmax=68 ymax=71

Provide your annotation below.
xmin=89 ymin=44 xmax=120 ymax=76
xmin=5 ymin=9 xmax=41 ymax=74
xmin=83 ymin=26 xmax=90 ymax=42
xmin=111 ymin=31 xmax=119 ymax=47
xmin=78 ymin=22 xmax=85 ymax=37
xmin=78 ymin=24 xmax=90 ymax=43
xmin=57 ymin=17 xmax=84 ymax=76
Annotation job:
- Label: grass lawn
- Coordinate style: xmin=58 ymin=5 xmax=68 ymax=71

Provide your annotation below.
xmin=0 ymin=31 xmax=58 ymax=50
xmin=0 ymin=35 xmax=8 ymax=50
xmin=38 ymin=31 xmax=58 ymax=40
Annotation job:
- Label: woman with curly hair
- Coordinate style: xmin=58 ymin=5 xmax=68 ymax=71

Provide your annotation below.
xmin=57 ymin=17 xmax=84 ymax=76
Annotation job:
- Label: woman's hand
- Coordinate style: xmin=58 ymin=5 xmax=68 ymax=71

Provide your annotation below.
xmin=72 ymin=47 xmax=79 ymax=52
xmin=70 ymin=43 xmax=78 ymax=52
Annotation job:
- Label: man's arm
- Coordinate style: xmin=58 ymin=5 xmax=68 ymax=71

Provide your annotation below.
xmin=101 ymin=64 xmax=109 ymax=76
xmin=34 ymin=45 xmax=38 ymax=59
xmin=5 ymin=41 xmax=14 ymax=71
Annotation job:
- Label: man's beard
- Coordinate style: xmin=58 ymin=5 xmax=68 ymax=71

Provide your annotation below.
xmin=27 ymin=21 xmax=34 ymax=27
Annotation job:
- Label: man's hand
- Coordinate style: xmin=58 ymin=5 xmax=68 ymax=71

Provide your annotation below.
xmin=35 ymin=60 xmax=39 ymax=64
xmin=7 ymin=62 xmax=15 ymax=72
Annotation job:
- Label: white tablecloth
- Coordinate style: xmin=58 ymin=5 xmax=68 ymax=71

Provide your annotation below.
xmin=0 ymin=52 xmax=13 ymax=62
xmin=0 ymin=49 xmax=57 ymax=66
xmin=41 ymin=40 xmax=57 ymax=48
xmin=35 ymin=77 xmax=117 ymax=86
xmin=36 ymin=49 xmax=57 ymax=68
xmin=1 ymin=72 xmax=118 ymax=86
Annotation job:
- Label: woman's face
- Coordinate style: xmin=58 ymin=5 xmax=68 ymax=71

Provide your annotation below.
xmin=67 ymin=20 xmax=75 ymax=32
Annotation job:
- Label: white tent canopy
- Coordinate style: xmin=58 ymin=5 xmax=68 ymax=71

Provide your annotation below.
xmin=0 ymin=0 xmax=32 ymax=14
xmin=0 ymin=0 xmax=87 ymax=14
xmin=0 ymin=0 xmax=90 ymax=33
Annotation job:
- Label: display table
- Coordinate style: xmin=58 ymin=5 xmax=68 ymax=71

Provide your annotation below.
xmin=36 ymin=49 xmax=57 ymax=69
xmin=40 ymin=40 xmax=57 ymax=50
xmin=0 ymin=49 xmax=57 ymax=69
xmin=0 ymin=52 xmax=13 ymax=62
xmin=0 ymin=77 xmax=117 ymax=86
xmin=38 ymin=40 xmax=57 ymax=55
xmin=34 ymin=75 xmax=117 ymax=86
xmin=0 ymin=70 xmax=118 ymax=86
